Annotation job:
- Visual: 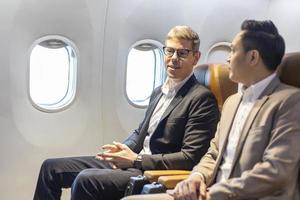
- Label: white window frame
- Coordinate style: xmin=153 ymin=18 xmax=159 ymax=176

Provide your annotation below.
xmin=28 ymin=35 xmax=78 ymax=112
xmin=125 ymin=39 xmax=165 ymax=108
xmin=205 ymin=41 xmax=231 ymax=63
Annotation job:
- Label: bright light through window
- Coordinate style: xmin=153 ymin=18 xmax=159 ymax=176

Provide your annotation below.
xmin=29 ymin=37 xmax=77 ymax=111
xmin=126 ymin=41 xmax=165 ymax=107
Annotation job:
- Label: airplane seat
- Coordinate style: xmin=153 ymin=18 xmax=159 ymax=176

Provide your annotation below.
xmin=143 ymin=53 xmax=300 ymax=190
xmin=193 ymin=63 xmax=208 ymax=86
xmin=277 ymin=52 xmax=300 ymax=88
xmin=193 ymin=63 xmax=238 ymax=111
xmin=277 ymin=52 xmax=300 ymax=195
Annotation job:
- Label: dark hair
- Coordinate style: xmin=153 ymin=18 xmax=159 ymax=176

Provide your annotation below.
xmin=240 ymin=20 xmax=285 ymax=71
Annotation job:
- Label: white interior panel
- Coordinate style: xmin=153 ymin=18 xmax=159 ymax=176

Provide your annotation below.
xmin=1 ymin=0 xmax=108 ymax=199
xmin=267 ymin=0 xmax=300 ymax=52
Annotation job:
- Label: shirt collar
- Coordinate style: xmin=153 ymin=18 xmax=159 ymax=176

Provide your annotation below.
xmin=240 ymin=73 xmax=276 ymax=102
xmin=161 ymin=72 xmax=193 ymax=96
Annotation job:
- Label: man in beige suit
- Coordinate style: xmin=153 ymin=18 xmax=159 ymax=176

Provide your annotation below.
xmin=123 ymin=20 xmax=300 ymax=200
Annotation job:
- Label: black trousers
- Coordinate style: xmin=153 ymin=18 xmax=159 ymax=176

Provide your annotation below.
xmin=33 ymin=156 xmax=143 ymax=200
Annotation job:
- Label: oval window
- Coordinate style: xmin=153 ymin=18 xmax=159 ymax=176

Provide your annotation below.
xmin=29 ymin=36 xmax=77 ymax=112
xmin=126 ymin=40 xmax=165 ymax=107
xmin=206 ymin=42 xmax=231 ymax=64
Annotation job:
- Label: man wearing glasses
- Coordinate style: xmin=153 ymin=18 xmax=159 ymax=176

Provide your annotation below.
xmin=33 ymin=26 xmax=220 ymax=200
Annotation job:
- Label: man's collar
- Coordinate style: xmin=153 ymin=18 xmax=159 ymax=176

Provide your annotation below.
xmin=239 ymin=73 xmax=276 ymax=102
xmin=162 ymin=72 xmax=193 ymax=96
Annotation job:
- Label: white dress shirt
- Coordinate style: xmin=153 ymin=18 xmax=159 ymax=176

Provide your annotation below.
xmin=216 ymin=73 xmax=276 ymax=182
xmin=139 ymin=73 xmax=193 ymax=155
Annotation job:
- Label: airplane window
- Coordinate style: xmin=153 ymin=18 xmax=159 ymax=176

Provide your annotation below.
xmin=29 ymin=36 xmax=77 ymax=112
xmin=126 ymin=40 xmax=165 ymax=107
xmin=205 ymin=42 xmax=231 ymax=64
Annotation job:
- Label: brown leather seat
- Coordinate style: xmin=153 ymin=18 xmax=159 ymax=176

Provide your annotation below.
xmin=277 ymin=52 xmax=300 ymax=195
xmin=277 ymin=52 xmax=300 ymax=88
xmin=193 ymin=63 xmax=238 ymax=110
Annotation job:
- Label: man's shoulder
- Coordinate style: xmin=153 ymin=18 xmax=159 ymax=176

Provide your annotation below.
xmin=192 ymin=82 xmax=211 ymax=94
xmin=270 ymin=82 xmax=300 ymax=101
xmin=277 ymin=82 xmax=300 ymax=92
xmin=183 ymin=81 xmax=213 ymax=101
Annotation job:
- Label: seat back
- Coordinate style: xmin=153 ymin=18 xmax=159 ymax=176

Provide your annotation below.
xmin=277 ymin=52 xmax=300 ymax=88
xmin=194 ymin=63 xmax=238 ymax=110
xmin=277 ymin=52 xmax=300 ymax=195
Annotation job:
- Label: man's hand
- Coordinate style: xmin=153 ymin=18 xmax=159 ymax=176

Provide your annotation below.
xmin=167 ymin=173 xmax=210 ymax=200
xmin=96 ymin=142 xmax=138 ymax=169
xmin=95 ymin=141 xmax=122 ymax=168
xmin=100 ymin=141 xmax=124 ymax=154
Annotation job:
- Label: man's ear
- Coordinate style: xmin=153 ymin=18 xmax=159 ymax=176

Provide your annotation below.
xmin=193 ymin=51 xmax=201 ymax=65
xmin=249 ymin=50 xmax=259 ymax=66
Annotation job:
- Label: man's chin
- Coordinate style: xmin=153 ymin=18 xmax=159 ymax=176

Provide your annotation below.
xmin=167 ymin=73 xmax=177 ymax=79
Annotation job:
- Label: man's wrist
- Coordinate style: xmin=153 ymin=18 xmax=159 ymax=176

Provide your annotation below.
xmin=191 ymin=172 xmax=205 ymax=182
xmin=133 ymin=154 xmax=143 ymax=170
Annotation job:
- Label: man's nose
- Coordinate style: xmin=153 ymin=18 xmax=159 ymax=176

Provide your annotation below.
xmin=171 ymin=50 xmax=179 ymax=60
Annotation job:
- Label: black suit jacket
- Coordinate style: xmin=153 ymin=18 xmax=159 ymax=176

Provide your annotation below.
xmin=123 ymin=75 xmax=219 ymax=170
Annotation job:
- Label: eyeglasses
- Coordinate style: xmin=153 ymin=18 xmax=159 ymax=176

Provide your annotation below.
xmin=163 ymin=47 xmax=194 ymax=58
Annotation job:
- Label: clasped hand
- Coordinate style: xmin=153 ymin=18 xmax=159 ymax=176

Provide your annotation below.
xmin=95 ymin=141 xmax=138 ymax=169
xmin=168 ymin=173 xmax=211 ymax=200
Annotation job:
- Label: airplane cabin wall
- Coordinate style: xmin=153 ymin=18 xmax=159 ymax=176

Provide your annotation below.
xmin=0 ymin=0 xmax=299 ymax=199
xmin=0 ymin=0 xmax=108 ymax=199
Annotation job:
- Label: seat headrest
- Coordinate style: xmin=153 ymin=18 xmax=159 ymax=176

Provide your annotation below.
xmin=193 ymin=63 xmax=238 ymax=110
xmin=193 ymin=64 xmax=209 ymax=87
xmin=277 ymin=52 xmax=300 ymax=88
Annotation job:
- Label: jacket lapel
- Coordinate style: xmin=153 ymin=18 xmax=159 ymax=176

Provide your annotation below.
xmin=159 ymin=75 xmax=196 ymax=122
xmin=159 ymin=95 xmax=183 ymax=122
xmin=218 ymin=94 xmax=243 ymax=149
xmin=228 ymin=77 xmax=281 ymax=177
xmin=228 ymin=95 xmax=269 ymax=176
xmin=209 ymin=93 xmax=242 ymax=184
xmin=144 ymin=91 xmax=163 ymax=128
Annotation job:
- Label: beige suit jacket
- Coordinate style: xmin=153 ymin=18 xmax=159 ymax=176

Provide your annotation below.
xmin=192 ymin=77 xmax=300 ymax=200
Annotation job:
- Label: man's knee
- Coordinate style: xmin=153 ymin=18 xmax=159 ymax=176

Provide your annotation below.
xmin=72 ymin=169 xmax=107 ymax=191
xmin=72 ymin=169 xmax=101 ymax=190
xmin=73 ymin=169 xmax=96 ymax=184
xmin=41 ymin=158 xmax=56 ymax=168
xmin=39 ymin=158 xmax=59 ymax=175
xmin=71 ymin=168 xmax=141 ymax=199
xmin=71 ymin=169 xmax=109 ymax=199
xmin=39 ymin=158 xmax=67 ymax=181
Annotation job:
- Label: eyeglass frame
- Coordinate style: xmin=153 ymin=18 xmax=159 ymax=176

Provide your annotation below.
xmin=163 ymin=46 xmax=196 ymax=59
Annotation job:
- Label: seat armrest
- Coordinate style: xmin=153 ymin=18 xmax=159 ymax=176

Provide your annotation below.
xmin=158 ymin=174 xmax=189 ymax=189
xmin=144 ymin=170 xmax=190 ymax=182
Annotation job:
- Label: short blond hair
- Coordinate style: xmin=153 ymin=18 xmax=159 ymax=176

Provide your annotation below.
xmin=166 ymin=25 xmax=200 ymax=51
